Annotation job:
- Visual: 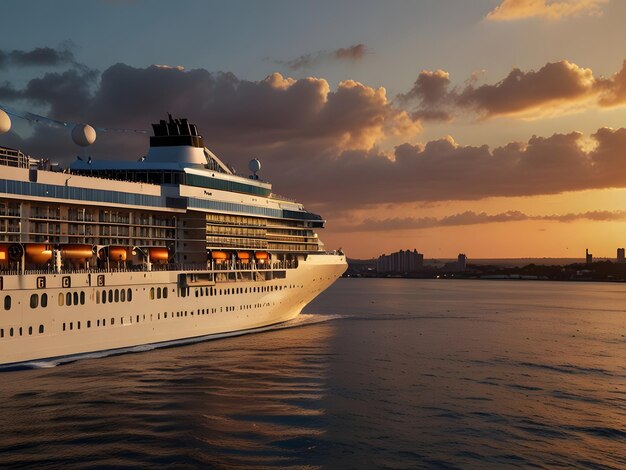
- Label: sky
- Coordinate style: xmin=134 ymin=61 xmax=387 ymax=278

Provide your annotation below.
xmin=2 ymin=0 xmax=626 ymax=259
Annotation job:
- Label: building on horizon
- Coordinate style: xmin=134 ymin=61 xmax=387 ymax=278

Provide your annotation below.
xmin=376 ymin=249 xmax=424 ymax=274
xmin=617 ymin=248 xmax=625 ymax=264
xmin=586 ymin=249 xmax=593 ymax=265
xmin=458 ymin=253 xmax=467 ymax=271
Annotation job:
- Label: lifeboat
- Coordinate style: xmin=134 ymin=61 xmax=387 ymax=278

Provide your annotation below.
xmin=254 ymin=251 xmax=269 ymax=260
xmin=25 ymin=244 xmax=53 ymax=264
xmin=0 ymin=244 xmax=8 ymax=266
xmin=148 ymin=247 xmax=169 ymax=262
xmin=237 ymin=251 xmax=251 ymax=264
xmin=108 ymin=246 xmax=128 ymax=262
xmin=211 ymin=251 xmax=228 ymax=260
xmin=60 ymin=244 xmax=93 ymax=260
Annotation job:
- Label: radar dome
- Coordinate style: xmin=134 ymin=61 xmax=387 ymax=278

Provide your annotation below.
xmin=71 ymin=123 xmax=97 ymax=147
xmin=248 ymin=158 xmax=261 ymax=173
xmin=0 ymin=109 xmax=11 ymax=134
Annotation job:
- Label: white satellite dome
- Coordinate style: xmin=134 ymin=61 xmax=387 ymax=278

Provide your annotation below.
xmin=72 ymin=123 xmax=97 ymax=147
xmin=249 ymin=158 xmax=261 ymax=173
xmin=0 ymin=109 xmax=11 ymax=134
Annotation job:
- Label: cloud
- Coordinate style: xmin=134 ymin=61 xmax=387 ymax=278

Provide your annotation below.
xmin=6 ymin=62 xmax=626 ymax=213
xmin=458 ymin=60 xmax=595 ymax=116
xmin=403 ymin=60 xmax=626 ymax=119
xmin=0 ymin=63 xmax=417 ymax=164
xmin=275 ymin=44 xmax=369 ymax=70
xmin=0 ymin=46 xmax=77 ymax=69
xmin=333 ymin=44 xmax=368 ymax=61
xmin=486 ymin=0 xmax=608 ymax=21
xmin=398 ymin=69 xmax=453 ymax=122
xmin=340 ymin=210 xmax=626 ymax=232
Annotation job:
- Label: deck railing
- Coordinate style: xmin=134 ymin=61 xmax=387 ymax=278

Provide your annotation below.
xmin=0 ymin=260 xmax=299 ymax=276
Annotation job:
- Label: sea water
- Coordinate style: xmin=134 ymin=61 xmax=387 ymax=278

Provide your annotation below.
xmin=0 ymin=278 xmax=624 ymax=468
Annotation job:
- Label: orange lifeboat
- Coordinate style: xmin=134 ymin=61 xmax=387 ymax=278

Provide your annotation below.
xmin=25 ymin=244 xmax=53 ymax=265
xmin=211 ymin=251 xmax=228 ymax=260
xmin=148 ymin=247 xmax=169 ymax=262
xmin=60 ymin=244 xmax=93 ymax=260
xmin=237 ymin=252 xmax=251 ymax=264
xmin=0 ymin=244 xmax=8 ymax=266
xmin=108 ymin=246 xmax=128 ymax=262
xmin=254 ymin=251 xmax=269 ymax=260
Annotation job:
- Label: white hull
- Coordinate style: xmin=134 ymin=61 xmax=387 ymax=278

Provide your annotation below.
xmin=0 ymin=254 xmax=346 ymax=367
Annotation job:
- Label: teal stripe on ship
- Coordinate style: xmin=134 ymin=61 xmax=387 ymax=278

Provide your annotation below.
xmin=0 ymin=179 xmax=166 ymax=208
xmin=185 ymin=173 xmax=271 ymax=197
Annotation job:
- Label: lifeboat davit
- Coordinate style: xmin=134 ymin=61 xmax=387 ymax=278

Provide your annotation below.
xmin=25 ymin=244 xmax=53 ymax=264
xmin=108 ymin=246 xmax=128 ymax=262
xmin=148 ymin=247 xmax=169 ymax=262
xmin=60 ymin=244 xmax=93 ymax=260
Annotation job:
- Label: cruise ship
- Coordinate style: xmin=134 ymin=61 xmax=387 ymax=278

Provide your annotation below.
xmin=0 ymin=112 xmax=347 ymax=367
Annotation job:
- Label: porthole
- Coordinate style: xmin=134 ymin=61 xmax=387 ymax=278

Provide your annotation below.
xmin=96 ymin=291 xmax=101 ymax=304
xmin=114 ymin=289 xmax=119 ymax=303
xmin=66 ymin=292 xmax=72 ymax=306
xmin=4 ymin=295 xmax=11 ymax=310
xmin=163 ymin=288 xmax=168 ymax=299
xmin=39 ymin=325 xmax=44 ymax=334
xmin=127 ymin=288 xmax=132 ymax=302
xmin=73 ymin=292 xmax=79 ymax=305
xmin=28 ymin=326 xmax=32 ymax=335
xmin=80 ymin=291 xmax=85 ymax=305
xmin=120 ymin=289 xmax=126 ymax=302
xmin=30 ymin=294 xmax=38 ymax=309
xmin=157 ymin=287 xmax=162 ymax=299
xmin=108 ymin=290 xmax=113 ymax=303
xmin=41 ymin=293 xmax=48 ymax=308
xmin=102 ymin=289 xmax=107 ymax=304
xmin=150 ymin=287 xmax=155 ymax=300
xmin=58 ymin=293 xmax=64 ymax=306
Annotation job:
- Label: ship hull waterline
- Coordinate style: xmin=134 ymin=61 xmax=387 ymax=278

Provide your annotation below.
xmin=0 ymin=254 xmax=346 ymax=367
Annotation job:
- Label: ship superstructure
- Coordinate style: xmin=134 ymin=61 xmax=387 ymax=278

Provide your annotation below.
xmin=0 ymin=114 xmax=346 ymax=367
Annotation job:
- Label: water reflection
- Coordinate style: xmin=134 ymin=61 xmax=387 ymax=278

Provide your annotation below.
xmin=0 ymin=323 xmax=335 ymax=468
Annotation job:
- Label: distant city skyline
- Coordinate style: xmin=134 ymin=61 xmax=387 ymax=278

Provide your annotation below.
xmin=2 ymin=0 xmax=626 ymax=258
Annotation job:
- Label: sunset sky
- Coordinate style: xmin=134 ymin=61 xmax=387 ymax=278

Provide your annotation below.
xmin=3 ymin=0 xmax=626 ymax=259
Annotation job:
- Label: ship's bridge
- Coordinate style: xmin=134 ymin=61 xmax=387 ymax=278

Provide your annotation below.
xmin=70 ymin=115 xmax=272 ymax=197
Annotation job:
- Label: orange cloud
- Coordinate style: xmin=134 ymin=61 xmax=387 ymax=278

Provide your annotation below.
xmin=486 ymin=0 xmax=608 ymax=21
xmin=6 ymin=62 xmax=626 ymax=213
xmin=403 ymin=60 xmax=626 ymax=119
xmin=337 ymin=210 xmax=626 ymax=232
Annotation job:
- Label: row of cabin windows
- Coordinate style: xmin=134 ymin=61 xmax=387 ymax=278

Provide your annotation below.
xmin=149 ymin=287 xmax=169 ymax=300
xmin=57 ymin=291 xmax=86 ymax=307
xmin=3 ymin=298 xmax=277 ymax=339
xmin=96 ymin=288 xmax=133 ymax=304
xmin=193 ymin=284 xmax=303 ymax=298
xmin=57 ymin=301 xmax=276 ymax=335
xmin=1 ymin=324 xmax=44 ymax=338
xmin=2 ymin=282 xmax=302 ymax=312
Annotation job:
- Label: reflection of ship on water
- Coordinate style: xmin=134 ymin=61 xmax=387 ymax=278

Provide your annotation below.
xmin=0 ymin=315 xmax=337 ymax=467
xmin=0 ymin=110 xmax=346 ymax=367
